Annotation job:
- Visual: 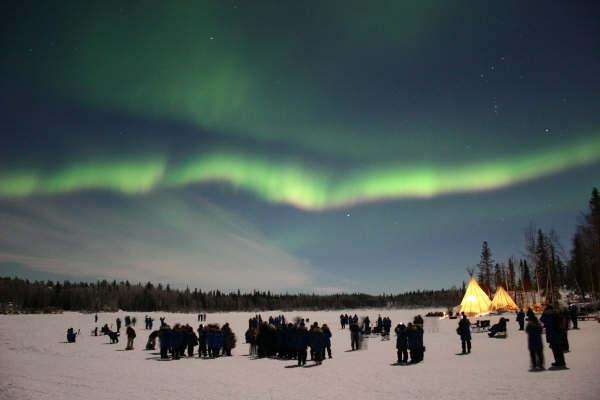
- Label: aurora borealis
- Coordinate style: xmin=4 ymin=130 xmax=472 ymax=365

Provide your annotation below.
xmin=2 ymin=136 xmax=600 ymax=210
xmin=1 ymin=1 xmax=599 ymax=291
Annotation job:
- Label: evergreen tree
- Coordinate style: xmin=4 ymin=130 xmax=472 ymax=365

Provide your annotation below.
xmin=521 ymin=260 xmax=533 ymax=291
xmin=507 ymin=257 xmax=516 ymax=291
xmin=477 ymin=241 xmax=494 ymax=294
xmin=493 ymin=263 xmax=505 ymax=290
xmin=534 ymin=230 xmax=550 ymax=295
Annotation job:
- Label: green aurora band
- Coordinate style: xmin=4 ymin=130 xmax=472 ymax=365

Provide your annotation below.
xmin=1 ymin=135 xmax=599 ymax=210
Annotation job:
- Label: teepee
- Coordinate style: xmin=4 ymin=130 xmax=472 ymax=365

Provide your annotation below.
xmin=459 ymin=278 xmax=491 ymax=316
xmin=490 ymin=286 xmax=518 ymax=312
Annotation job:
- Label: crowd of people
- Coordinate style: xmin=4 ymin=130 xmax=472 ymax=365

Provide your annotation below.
xmin=150 ymin=321 xmax=236 ymax=360
xmin=78 ymin=305 xmax=586 ymax=371
xmin=244 ymin=315 xmax=332 ymax=366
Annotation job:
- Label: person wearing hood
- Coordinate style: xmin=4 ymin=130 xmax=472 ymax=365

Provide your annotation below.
xmin=457 ymin=313 xmax=472 ymax=354
xmin=526 ymin=315 xmax=544 ymax=370
xmin=322 ymin=324 xmax=332 ymax=359
xmin=516 ymin=309 xmax=526 ymax=331
xmin=309 ymin=322 xmax=325 ymax=365
xmin=395 ymin=324 xmax=408 ymax=364
xmin=125 ymin=325 xmax=136 ymax=350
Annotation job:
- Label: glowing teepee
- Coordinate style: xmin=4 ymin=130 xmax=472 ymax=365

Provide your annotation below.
xmin=459 ymin=278 xmax=492 ymax=316
xmin=490 ymin=286 xmax=518 ymax=312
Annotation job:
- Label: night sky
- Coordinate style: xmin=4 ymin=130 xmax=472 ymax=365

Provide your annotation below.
xmin=1 ymin=1 xmax=599 ymax=292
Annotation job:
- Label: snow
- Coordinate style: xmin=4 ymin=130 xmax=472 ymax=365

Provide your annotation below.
xmin=1 ymin=309 xmax=599 ymax=400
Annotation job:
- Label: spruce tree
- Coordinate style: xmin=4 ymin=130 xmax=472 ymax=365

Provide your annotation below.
xmin=493 ymin=263 xmax=505 ymax=290
xmin=521 ymin=260 xmax=533 ymax=291
xmin=477 ymin=241 xmax=494 ymax=294
xmin=507 ymin=258 xmax=516 ymax=291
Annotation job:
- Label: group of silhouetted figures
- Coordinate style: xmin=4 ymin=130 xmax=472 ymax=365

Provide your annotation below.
xmin=455 ymin=304 xmax=578 ymax=371
xmin=394 ymin=316 xmax=425 ymax=364
xmin=146 ymin=321 xmax=236 ymax=360
xmin=244 ymin=315 xmax=333 ymax=366
xmin=73 ymin=304 xmax=584 ymax=372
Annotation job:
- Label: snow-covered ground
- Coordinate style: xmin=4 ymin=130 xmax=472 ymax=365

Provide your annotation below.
xmin=1 ymin=309 xmax=599 ymax=400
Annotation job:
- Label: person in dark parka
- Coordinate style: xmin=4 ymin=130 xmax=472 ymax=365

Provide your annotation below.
xmin=349 ymin=320 xmax=361 ymax=350
xmin=296 ymin=323 xmax=309 ymax=366
xmin=158 ymin=324 xmax=172 ymax=359
xmin=516 ymin=309 xmax=526 ymax=331
xmin=184 ymin=324 xmax=197 ymax=357
xmin=568 ymin=304 xmax=578 ymax=330
xmin=540 ymin=305 xmax=567 ymax=368
xmin=146 ymin=330 xmax=158 ymax=350
xmin=207 ymin=324 xmax=224 ymax=358
xmin=198 ymin=324 xmax=208 ymax=358
xmin=406 ymin=322 xmax=424 ymax=363
xmin=488 ymin=317 xmax=507 ymax=337
xmin=66 ymin=327 xmax=77 ymax=343
xmin=526 ymin=307 xmax=535 ymax=321
xmin=222 ymin=323 xmax=236 ymax=356
xmin=526 ymin=315 xmax=544 ymax=370
xmin=322 ymin=324 xmax=332 ymax=359
xmin=309 ymin=323 xmax=325 ymax=365
xmin=170 ymin=324 xmax=184 ymax=360
xmin=395 ymin=324 xmax=408 ymax=364
xmin=457 ymin=313 xmax=471 ymax=354
xmin=125 ymin=325 xmax=136 ymax=350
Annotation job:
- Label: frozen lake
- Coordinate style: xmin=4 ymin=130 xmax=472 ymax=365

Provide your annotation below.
xmin=1 ymin=309 xmax=599 ymax=400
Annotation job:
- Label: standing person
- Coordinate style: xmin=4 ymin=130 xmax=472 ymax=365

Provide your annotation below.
xmin=568 ymin=304 xmax=578 ymax=330
xmin=349 ymin=320 xmax=361 ymax=350
xmin=540 ymin=305 xmax=567 ymax=368
xmin=406 ymin=322 xmax=424 ymax=363
xmin=222 ymin=323 xmax=235 ymax=356
xmin=125 ymin=325 xmax=136 ymax=350
xmin=309 ymin=322 xmax=325 ymax=365
xmin=158 ymin=324 xmax=171 ymax=360
xmin=198 ymin=325 xmax=207 ymax=358
xmin=457 ymin=313 xmax=471 ymax=354
xmin=322 ymin=324 xmax=332 ymax=359
xmin=170 ymin=324 xmax=184 ymax=360
xmin=116 ymin=317 xmax=122 ymax=333
xmin=340 ymin=314 xmax=345 ymax=330
xmin=526 ymin=315 xmax=544 ymax=370
xmin=297 ymin=323 xmax=309 ymax=366
xmin=395 ymin=324 xmax=408 ymax=364
xmin=245 ymin=326 xmax=257 ymax=356
xmin=184 ymin=324 xmax=197 ymax=357
xmin=363 ymin=316 xmax=371 ymax=335
xmin=132 ymin=316 xmax=137 ymax=326
xmin=516 ymin=309 xmax=526 ymax=331
xmin=94 ymin=314 xmax=98 ymax=323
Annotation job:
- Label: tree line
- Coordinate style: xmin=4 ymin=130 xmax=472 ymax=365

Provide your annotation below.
xmin=475 ymin=188 xmax=600 ymax=302
xmin=0 ymin=278 xmax=462 ymax=313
